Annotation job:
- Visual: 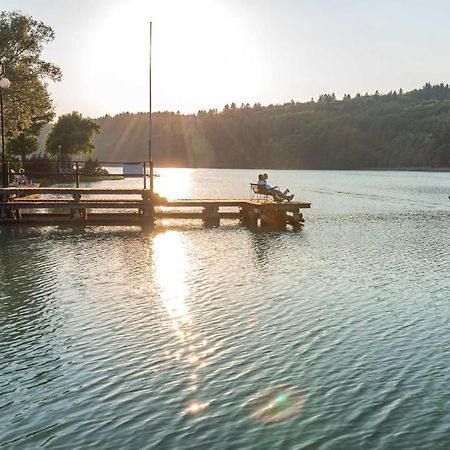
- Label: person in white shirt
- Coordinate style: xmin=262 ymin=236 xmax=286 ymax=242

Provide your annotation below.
xmin=257 ymin=173 xmax=294 ymax=201
xmin=13 ymin=168 xmax=29 ymax=185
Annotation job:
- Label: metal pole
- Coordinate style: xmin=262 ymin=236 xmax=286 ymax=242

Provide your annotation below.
xmin=1 ymin=58 xmax=10 ymax=188
xmin=1 ymin=88 xmax=6 ymax=187
xmin=149 ymin=21 xmax=154 ymax=194
xmin=143 ymin=161 xmax=147 ymax=189
xmin=75 ymin=161 xmax=80 ymax=188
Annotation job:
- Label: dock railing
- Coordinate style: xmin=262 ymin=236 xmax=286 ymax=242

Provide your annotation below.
xmin=2 ymin=160 xmax=153 ymax=189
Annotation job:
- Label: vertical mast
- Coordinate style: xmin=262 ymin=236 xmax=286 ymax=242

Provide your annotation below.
xmin=149 ymin=21 xmax=154 ymax=193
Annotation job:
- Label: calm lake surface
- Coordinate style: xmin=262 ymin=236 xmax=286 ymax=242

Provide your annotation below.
xmin=1 ymin=169 xmax=449 ymax=449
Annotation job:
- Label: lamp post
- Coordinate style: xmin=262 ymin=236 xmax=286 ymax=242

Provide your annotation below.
xmin=58 ymin=145 xmax=62 ymax=173
xmin=0 ymin=57 xmax=11 ymax=187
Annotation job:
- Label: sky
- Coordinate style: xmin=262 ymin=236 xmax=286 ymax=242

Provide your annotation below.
xmin=2 ymin=0 xmax=450 ymax=118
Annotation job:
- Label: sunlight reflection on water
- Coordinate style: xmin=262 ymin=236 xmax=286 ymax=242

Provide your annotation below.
xmin=154 ymin=231 xmax=189 ymax=321
xmin=153 ymin=231 xmax=210 ymax=413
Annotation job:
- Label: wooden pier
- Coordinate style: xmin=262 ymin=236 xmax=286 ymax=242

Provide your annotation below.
xmin=0 ymin=187 xmax=310 ymax=229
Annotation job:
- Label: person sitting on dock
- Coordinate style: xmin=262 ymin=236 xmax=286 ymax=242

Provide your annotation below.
xmin=257 ymin=173 xmax=294 ymax=201
xmin=13 ymin=168 xmax=29 ymax=185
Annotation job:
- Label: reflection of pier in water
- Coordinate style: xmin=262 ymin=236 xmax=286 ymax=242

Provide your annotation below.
xmin=0 ymin=187 xmax=311 ymax=230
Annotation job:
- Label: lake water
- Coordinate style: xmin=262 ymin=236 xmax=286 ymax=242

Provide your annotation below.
xmin=1 ymin=169 xmax=449 ymax=449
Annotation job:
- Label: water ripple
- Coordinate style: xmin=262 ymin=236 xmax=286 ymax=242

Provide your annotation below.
xmin=1 ymin=171 xmax=450 ymax=449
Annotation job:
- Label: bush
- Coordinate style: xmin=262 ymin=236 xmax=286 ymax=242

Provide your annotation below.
xmin=80 ymin=157 xmax=109 ymax=176
xmin=23 ymin=155 xmax=57 ymax=176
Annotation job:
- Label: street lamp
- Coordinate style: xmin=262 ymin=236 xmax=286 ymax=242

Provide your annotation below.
xmin=0 ymin=57 xmax=11 ymax=187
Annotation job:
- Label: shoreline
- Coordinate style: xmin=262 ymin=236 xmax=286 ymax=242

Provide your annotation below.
xmin=364 ymin=167 xmax=450 ymax=173
xmin=151 ymin=166 xmax=450 ymax=172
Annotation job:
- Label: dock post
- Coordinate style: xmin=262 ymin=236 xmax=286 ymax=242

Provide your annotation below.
xmin=240 ymin=205 xmax=258 ymax=228
xmin=260 ymin=205 xmax=287 ymax=230
xmin=141 ymin=190 xmax=155 ymax=223
xmin=71 ymin=193 xmax=86 ymax=220
xmin=10 ymin=205 xmax=21 ymax=220
xmin=290 ymin=208 xmax=304 ymax=229
xmin=0 ymin=191 xmax=6 ymax=219
xmin=202 ymin=206 xmax=220 ymax=227
xmin=260 ymin=206 xmax=269 ymax=228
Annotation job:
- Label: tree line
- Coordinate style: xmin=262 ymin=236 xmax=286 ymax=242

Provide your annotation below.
xmin=91 ymin=84 xmax=450 ymax=169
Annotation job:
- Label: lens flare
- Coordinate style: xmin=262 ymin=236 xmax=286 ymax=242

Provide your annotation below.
xmin=250 ymin=386 xmax=304 ymax=423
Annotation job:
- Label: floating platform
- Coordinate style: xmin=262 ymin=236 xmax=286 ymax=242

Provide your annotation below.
xmin=0 ymin=187 xmax=311 ymax=229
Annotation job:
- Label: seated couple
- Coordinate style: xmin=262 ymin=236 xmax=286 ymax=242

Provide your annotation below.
xmin=257 ymin=173 xmax=294 ymax=202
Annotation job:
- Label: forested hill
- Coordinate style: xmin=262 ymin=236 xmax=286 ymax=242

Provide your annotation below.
xmin=92 ymin=84 xmax=450 ymax=169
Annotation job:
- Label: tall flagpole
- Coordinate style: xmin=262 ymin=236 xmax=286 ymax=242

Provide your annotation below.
xmin=149 ymin=21 xmax=154 ymax=193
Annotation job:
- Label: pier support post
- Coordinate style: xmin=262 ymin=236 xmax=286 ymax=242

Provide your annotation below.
xmin=10 ymin=206 xmax=21 ymax=220
xmin=202 ymin=206 xmax=220 ymax=227
xmin=0 ymin=197 xmax=5 ymax=220
xmin=71 ymin=193 xmax=86 ymax=220
xmin=240 ymin=205 xmax=258 ymax=228
xmin=0 ymin=193 xmax=20 ymax=220
xmin=141 ymin=191 xmax=155 ymax=223
xmin=260 ymin=206 xmax=287 ymax=230
xmin=0 ymin=192 xmax=7 ymax=219
xmin=289 ymin=208 xmax=304 ymax=229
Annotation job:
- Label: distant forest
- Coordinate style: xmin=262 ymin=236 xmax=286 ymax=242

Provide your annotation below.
xmin=44 ymin=83 xmax=450 ymax=169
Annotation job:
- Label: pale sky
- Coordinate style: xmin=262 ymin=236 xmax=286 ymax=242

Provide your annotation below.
xmin=2 ymin=0 xmax=450 ymax=118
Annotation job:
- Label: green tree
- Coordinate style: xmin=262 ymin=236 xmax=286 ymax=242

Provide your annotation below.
xmin=0 ymin=11 xmax=61 ymax=161
xmin=6 ymin=133 xmax=38 ymax=164
xmin=46 ymin=112 xmax=100 ymax=159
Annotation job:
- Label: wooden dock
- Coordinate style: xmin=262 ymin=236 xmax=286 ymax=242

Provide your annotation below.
xmin=0 ymin=187 xmax=311 ymax=229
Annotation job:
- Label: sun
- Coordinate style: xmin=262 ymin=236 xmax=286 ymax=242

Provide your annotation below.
xmin=84 ymin=0 xmax=263 ymax=115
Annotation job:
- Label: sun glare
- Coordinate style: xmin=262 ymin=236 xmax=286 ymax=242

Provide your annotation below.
xmin=154 ymin=231 xmax=188 ymax=320
xmin=154 ymin=168 xmax=192 ymax=200
xmin=84 ymin=0 xmax=263 ymax=115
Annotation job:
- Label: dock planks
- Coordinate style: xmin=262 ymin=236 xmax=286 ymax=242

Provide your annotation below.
xmin=0 ymin=187 xmax=310 ymax=229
